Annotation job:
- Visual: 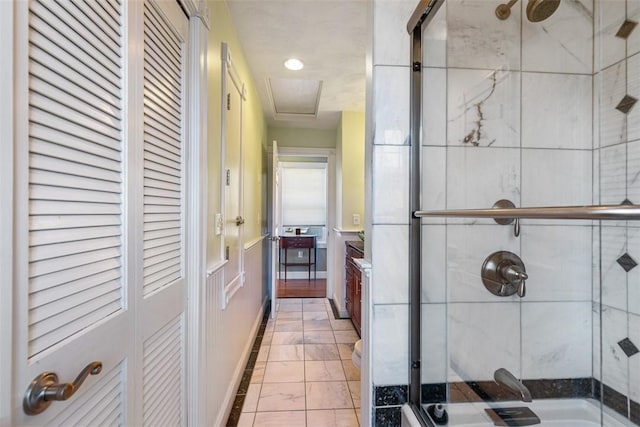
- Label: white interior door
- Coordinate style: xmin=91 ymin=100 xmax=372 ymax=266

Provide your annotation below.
xmin=223 ymin=66 xmax=244 ymax=292
xmin=7 ymin=1 xmax=189 ymax=425
xmin=270 ymin=140 xmax=280 ymax=318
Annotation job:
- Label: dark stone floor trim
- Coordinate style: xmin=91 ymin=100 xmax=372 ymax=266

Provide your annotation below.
xmin=328 ymin=298 xmax=349 ymax=319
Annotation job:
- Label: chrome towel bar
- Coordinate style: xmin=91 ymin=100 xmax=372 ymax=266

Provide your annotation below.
xmin=414 ymin=204 xmax=640 ymax=221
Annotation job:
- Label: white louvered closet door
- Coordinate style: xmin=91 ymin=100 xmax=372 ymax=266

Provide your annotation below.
xmin=11 ymin=0 xmax=189 ymax=425
xmin=139 ymin=1 xmax=188 ymax=426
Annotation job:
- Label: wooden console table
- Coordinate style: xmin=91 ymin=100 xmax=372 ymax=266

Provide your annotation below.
xmin=279 ymin=235 xmax=316 ymax=282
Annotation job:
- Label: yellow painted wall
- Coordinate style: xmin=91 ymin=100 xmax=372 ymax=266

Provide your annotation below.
xmin=268 ymin=127 xmax=337 ymax=149
xmin=338 ymin=111 xmax=365 ymax=230
xmin=207 ymin=0 xmax=267 ymax=266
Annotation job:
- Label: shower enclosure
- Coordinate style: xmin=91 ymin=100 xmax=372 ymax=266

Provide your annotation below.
xmin=404 ymin=0 xmax=640 ymax=425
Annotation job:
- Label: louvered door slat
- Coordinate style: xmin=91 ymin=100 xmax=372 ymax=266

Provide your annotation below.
xmin=144 ymin=139 xmax=180 ymax=164
xmin=31 ymin=97 xmax=121 ymax=143
xmin=144 ymin=3 xmax=181 ymax=64
xmin=30 ymin=247 xmax=121 ymax=278
xmin=30 ymin=112 xmax=120 ymax=152
xmin=31 ymin=200 xmax=120 ymax=215
xmin=30 ymin=59 xmax=120 ymax=110
xmin=91 ymin=0 xmax=122 ymax=29
xmin=68 ymin=0 xmax=122 ymax=42
xmin=144 ymin=215 xmax=180 ymax=226
xmin=144 ymin=105 xmax=181 ymax=141
xmin=31 ymin=169 xmax=120 ymax=194
xmin=31 ymin=225 xmax=121 ymax=246
xmin=144 ymin=125 xmax=181 ymax=153
xmin=30 ymin=15 xmax=121 ymax=89
xmin=144 ymin=177 xmax=180 ymax=192
xmin=144 ymin=149 xmax=181 ymax=173
xmin=145 ymin=196 xmax=180 ymax=207
xmin=30 ymin=280 xmax=121 ymax=323
xmin=144 ymin=227 xmax=180 ymax=241
xmin=31 ymin=235 xmax=121 ymax=262
xmin=145 ymin=186 xmax=181 ymax=199
xmin=30 ymin=36 xmax=120 ymax=99
xmin=30 ymin=184 xmax=120 ymax=204
xmin=144 ymin=242 xmax=181 ymax=259
xmin=144 ymin=205 xmax=180 ymax=215
xmin=50 ymin=363 xmax=123 ymax=426
xmin=31 ymin=138 xmax=121 ymax=170
xmin=31 ymin=152 xmax=120 ymax=181
xmin=143 ymin=316 xmax=183 ymax=426
xmin=31 ymin=214 xmax=121 ymax=230
xmin=144 ymin=158 xmax=180 ymax=179
xmin=30 ymin=259 xmax=121 ymax=293
xmin=29 ymin=298 xmax=121 ymax=355
xmin=31 ymin=77 xmax=121 ymax=126
xmin=144 ymin=68 xmax=182 ymax=113
xmin=30 ymin=269 xmax=120 ymax=307
xmin=144 ymin=90 xmax=181 ymax=126
xmin=144 ymin=222 xmax=180 ymax=232
xmin=28 ymin=0 xmax=123 ymax=358
xmin=144 ymin=233 xmax=180 ymax=248
xmin=45 ymin=1 xmax=121 ymax=61
xmin=143 ymin=25 xmax=180 ymax=85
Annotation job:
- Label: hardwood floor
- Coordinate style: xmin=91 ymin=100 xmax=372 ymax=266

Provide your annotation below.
xmin=277 ymin=278 xmax=326 ymax=298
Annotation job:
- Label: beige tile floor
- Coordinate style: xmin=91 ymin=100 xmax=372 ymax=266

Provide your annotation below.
xmin=237 ymin=298 xmax=361 ymax=427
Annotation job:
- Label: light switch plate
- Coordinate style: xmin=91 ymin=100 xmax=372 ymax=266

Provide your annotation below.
xmin=215 ymin=213 xmax=223 ymax=235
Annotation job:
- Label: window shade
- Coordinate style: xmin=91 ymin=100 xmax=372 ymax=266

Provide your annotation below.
xmin=281 ymin=166 xmax=327 ymax=226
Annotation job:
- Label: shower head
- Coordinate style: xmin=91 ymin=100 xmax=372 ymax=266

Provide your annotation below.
xmin=526 ymin=0 xmax=560 ymax=22
xmin=495 ymin=0 xmax=560 ymax=22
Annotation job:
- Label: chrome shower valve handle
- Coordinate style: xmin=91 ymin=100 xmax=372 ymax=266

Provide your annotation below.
xmin=481 ymin=251 xmax=528 ymax=298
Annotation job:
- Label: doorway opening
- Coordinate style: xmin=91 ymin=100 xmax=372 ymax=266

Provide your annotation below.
xmin=277 ymin=158 xmax=327 ymax=298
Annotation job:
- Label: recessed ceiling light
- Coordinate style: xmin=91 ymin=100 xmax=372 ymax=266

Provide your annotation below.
xmin=284 ymin=58 xmax=304 ymax=71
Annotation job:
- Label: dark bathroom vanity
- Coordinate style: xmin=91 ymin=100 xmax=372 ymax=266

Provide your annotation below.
xmin=345 ymin=240 xmax=364 ymax=336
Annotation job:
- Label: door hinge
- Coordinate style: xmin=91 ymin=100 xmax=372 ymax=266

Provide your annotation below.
xmin=227 ymin=93 xmax=231 ymax=110
xmin=226 ymin=169 xmax=230 ymax=186
xmin=225 ymin=246 xmax=230 ymax=260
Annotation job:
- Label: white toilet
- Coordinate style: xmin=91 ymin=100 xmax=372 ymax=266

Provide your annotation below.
xmin=351 ymin=339 xmax=362 ymax=369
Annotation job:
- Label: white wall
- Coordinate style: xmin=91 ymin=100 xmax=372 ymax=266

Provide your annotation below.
xmin=206 ymin=238 xmax=269 ymax=426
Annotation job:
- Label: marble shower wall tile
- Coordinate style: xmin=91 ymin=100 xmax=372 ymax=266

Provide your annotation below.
xmin=522 ymin=0 xmax=593 ymax=74
xmin=423 ymin=2 xmax=447 ymax=68
xmin=372 ymin=304 xmax=408 ymax=386
xmin=629 ymin=0 xmax=640 ymax=56
xmin=601 ymin=226 xmax=628 ymax=311
xmin=628 ymin=53 xmax=640 ymax=142
xmin=423 ymin=67 xmax=447 ymax=147
xmin=449 ymin=302 xmax=521 ymax=382
xmin=421 ymin=303 xmax=447 ymax=384
xmin=601 ymin=305 xmax=630 ymax=397
xmin=373 ymin=66 xmax=409 ymax=146
xmin=446 ymin=0 xmax=521 ymax=70
xmin=521 ymin=225 xmax=592 ymax=302
xmin=521 ymin=149 xmax=593 ymax=207
xmin=372 ymin=145 xmax=409 ymax=224
xmin=627 ymin=227 xmax=640 ymax=315
xmin=522 ymin=302 xmax=592 ymax=379
xmin=629 ymin=313 xmax=640 ymax=402
xmin=521 ymin=72 xmax=593 ymax=150
xmin=373 ymin=0 xmax=415 ymax=66
xmin=594 ymin=303 xmax=602 ymax=381
xmin=446 ymin=147 xmax=520 ymax=214
xmin=422 ymin=224 xmax=446 ymax=303
xmin=600 ymin=143 xmax=628 ymax=205
xmin=595 ymin=0 xmax=627 ymax=69
xmin=422 ymin=146 xmax=446 ymax=216
xmin=371 ymin=225 xmax=409 ymax=304
xmin=447 ymin=69 xmax=521 ymax=148
xmin=446 ymin=224 xmax=519 ymax=303
xmin=599 ymin=61 xmax=628 ymax=148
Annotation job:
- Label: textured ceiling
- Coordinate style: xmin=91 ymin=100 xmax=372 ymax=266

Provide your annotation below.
xmin=226 ymin=0 xmax=368 ymax=130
